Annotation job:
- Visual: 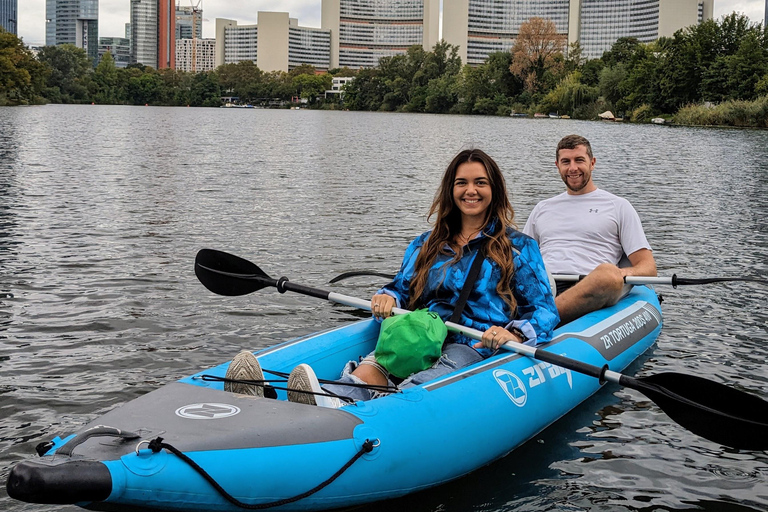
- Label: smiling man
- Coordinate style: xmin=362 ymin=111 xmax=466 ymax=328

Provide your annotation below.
xmin=523 ymin=134 xmax=657 ymax=324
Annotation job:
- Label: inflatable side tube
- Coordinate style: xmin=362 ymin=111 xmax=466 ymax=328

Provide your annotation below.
xmin=7 ymin=459 xmax=111 ymax=504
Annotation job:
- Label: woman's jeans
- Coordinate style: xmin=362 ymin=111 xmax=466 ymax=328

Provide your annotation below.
xmin=323 ymin=343 xmax=484 ymax=402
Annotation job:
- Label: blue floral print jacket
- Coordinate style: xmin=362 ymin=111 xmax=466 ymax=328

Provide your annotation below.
xmin=379 ymin=220 xmax=559 ymax=357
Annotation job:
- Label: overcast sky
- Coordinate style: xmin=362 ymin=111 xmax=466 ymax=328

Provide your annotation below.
xmin=16 ymin=0 xmax=766 ymax=46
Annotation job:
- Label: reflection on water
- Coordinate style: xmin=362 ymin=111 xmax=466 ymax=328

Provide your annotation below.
xmin=0 ymin=105 xmax=767 ymax=512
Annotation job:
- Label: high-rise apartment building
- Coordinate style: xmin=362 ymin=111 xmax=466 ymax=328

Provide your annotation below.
xmin=1 ymin=0 xmax=17 ymax=35
xmin=130 ymin=0 xmax=175 ymax=69
xmin=176 ymin=4 xmax=202 ymax=40
xmin=176 ymin=38 xmax=215 ymax=72
xmin=215 ymin=13 xmax=331 ymax=72
xmin=444 ymin=0 xmax=713 ymax=64
xmin=45 ymin=0 xmax=99 ymax=63
xmin=321 ymin=0 xmax=440 ymax=69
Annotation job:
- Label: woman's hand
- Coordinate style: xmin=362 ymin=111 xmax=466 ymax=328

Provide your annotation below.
xmin=371 ymin=294 xmax=395 ymax=320
xmin=473 ymin=326 xmax=523 ymax=351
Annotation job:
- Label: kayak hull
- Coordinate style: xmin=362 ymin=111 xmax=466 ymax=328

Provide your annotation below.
xmin=7 ymin=286 xmax=662 ymax=511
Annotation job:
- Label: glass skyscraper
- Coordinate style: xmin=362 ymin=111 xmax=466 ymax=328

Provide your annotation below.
xmin=0 ymin=0 xmax=17 ymax=35
xmin=130 ymin=0 xmax=175 ymax=69
xmin=45 ymin=0 xmax=99 ymax=63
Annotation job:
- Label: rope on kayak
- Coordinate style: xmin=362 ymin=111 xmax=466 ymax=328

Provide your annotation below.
xmin=145 ymin=437 xmax=376 ymax=509
xmin=200 ymin=373 xmax=399 ymax=401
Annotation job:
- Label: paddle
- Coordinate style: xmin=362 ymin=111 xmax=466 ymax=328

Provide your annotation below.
xmin=195 ymin=248 xmax=768 ymax=451
xmin=329 ymin=270 xmax=768 ymax=287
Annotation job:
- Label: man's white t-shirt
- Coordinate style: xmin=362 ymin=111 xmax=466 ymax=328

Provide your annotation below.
xmin=522 ymin=189 xmax=651 ymax=275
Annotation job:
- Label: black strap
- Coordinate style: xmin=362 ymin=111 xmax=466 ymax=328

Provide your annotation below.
xmin=449 ymin=246 xmax=485 ymax=324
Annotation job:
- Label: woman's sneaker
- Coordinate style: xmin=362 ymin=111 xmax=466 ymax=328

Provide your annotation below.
xmin=287 ymin=364 xmax=343 ymax=408
xmin=224 ymin=350 xmax=264 ymax=397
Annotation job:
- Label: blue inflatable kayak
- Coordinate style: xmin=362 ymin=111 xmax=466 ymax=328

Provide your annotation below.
xmin=7 ymin=285 xmax=662 ymax=511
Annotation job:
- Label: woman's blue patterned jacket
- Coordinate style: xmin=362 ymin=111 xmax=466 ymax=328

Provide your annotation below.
xmin=379 ymin=220 xmax=559 ymax=357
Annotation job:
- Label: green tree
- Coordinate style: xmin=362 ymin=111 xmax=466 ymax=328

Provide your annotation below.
xmin=37 ymin=44 xmax=93 ymax=103
xmin=189 ymin=71 xmax=221 ymax=107
xmin=292 ymin=73 xmax=332 ymax=104
xmin=91 ymin=51 xmax=119 ymax=103
xmin=540 ymin=71 xmax=598 ymax=116
xmin=0 ymin=28 xmax=47 ymax=104
xmin=343 ymin=68 xmax=385 ymax=110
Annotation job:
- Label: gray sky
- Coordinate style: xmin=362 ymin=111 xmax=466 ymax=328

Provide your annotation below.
xmin=16 ymin=0 xmax=766 ymax=46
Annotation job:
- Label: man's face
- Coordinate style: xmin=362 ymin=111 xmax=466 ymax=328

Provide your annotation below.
xmin=556 ymin=145 xmax=596 ymax=194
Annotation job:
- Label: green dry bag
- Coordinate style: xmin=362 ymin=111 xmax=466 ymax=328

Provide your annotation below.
xmin=374 ymin=309 xmax=447 ymax=379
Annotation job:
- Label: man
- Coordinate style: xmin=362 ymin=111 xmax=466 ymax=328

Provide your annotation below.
xmin=523 ymin=134 xmax=657 ymax=324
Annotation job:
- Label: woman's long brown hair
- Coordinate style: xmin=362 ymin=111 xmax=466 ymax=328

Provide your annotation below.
xmin=408 ymin=149 xmax=518 ymax=314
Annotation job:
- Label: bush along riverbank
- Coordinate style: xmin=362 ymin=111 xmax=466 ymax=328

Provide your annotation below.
xmin=3 ymin=12 xmax=768 ymax=127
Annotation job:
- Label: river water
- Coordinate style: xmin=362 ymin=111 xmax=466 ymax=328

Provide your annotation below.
xmin=1 ymin=105 xmax=767 ymax=512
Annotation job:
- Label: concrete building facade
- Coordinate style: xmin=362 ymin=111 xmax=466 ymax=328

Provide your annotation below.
xmin=1 ymin=0 xmax=17 ymax=35
xmin=321 ymin=0 xmax=440 ymax=69
xmin=215 ymin=13 xmax=330 ymax=72
xmin=443 ymin=0 xmax=714 ymax=64
xmin=215 ymin=18 xmax=257 ymax=67
xmin=45 ymin=0 xmax=99 ymax=63
xmin=176 ymin=38 xmax=215 ymax=72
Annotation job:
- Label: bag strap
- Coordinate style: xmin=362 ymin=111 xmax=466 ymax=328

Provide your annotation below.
xmin=449 ymin=246 xmax=485 ymax=324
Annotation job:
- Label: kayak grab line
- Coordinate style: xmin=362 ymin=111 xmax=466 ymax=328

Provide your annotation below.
xmin=200 ymin=373 xmax=399 ymax=400
xmin=142 ymin=436 xmax=378 ymax=509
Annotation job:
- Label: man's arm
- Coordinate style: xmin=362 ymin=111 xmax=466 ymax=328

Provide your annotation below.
xmin=621 ymin=248 xmax=657 ymax=278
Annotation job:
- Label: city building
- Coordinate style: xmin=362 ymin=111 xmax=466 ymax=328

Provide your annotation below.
xmin=321 ymin=0 xmax=440 ymax=69
xmin=1 ymin=0 xmax=17 ymax=35
xmin=443 ymin=0 xmax=714 ymax=65
xmin=444 ymin=0 xmax=569 ymax=66
xmin=215 ymin=13 xmax=331 ymax=72
xmin=130 ymin=0 xmax=175 ymax=69
xmin=325 ymin=76 xmax=354 ymax=99
xmin=176 ymin=37 xmax=215 ymax=72
xmin=99 ymin=36 xmax=131 ymax=68
xmin=215 ymin=18 xmax=257 ymax=68
xmin=176 ymin=3 xmax=202 ymax=40
xmin=45 ymin=0 xmax=99 ymax=63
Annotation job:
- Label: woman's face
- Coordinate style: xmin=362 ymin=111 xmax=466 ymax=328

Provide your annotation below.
xmin=452 ymin=161 xmax=492 ymax=223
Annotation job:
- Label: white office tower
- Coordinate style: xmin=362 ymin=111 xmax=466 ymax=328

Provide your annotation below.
xmin=215 ymin=14 xmax=331 ymax=72
xmin=322 ymin=0 xmax=440 ymax=69
xmin=443 ymin=0 xmax=714 ymax=65
xmin=444 ymin=0 xmax=569 ymax=66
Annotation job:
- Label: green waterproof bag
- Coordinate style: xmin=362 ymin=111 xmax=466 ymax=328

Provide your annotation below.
xmin=374 ymin=309 xmax=448 ymax=379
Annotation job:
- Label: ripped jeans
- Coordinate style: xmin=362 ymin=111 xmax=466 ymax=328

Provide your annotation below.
xmin=322 ymin=343 xmax=484 ymax=402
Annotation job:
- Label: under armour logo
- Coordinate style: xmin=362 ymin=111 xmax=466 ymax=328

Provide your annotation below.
xmin=589 ymin=208 xmax=599 ymax=213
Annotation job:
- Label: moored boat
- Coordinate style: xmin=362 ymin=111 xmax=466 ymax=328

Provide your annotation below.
xmin=7 ymin=286 xmax=663 ymax=511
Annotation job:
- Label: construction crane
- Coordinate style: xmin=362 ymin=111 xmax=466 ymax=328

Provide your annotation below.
xmin=176 ymin=0 xmax=205 ymax=72
xmin=190 ymin=0 xmax=202 ymax=72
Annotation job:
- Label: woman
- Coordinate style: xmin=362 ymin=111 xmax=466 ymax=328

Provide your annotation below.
xmin=227 ymin=149 xmax=559 ymax=407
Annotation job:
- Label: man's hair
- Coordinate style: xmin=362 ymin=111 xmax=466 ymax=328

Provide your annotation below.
xmin=556 ymin=134 xmax=593 ymax=160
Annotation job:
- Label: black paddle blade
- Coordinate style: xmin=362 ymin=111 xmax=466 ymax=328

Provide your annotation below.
xmin=329 ymin=271 xmax=396 ymax=284
xmin=628 ymin=372 xmax=768 ymax=450
xmin=675 ymin=276 xmax=768 ymax=286
xmin=195 ymin=249 xmax=275 ymax=296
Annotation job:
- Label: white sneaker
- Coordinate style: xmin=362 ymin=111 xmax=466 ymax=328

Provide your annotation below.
xmin=287 ymin=364 xmax=344 ymax=408
xmin=224 ymin=350 xmax=264 ymax=397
